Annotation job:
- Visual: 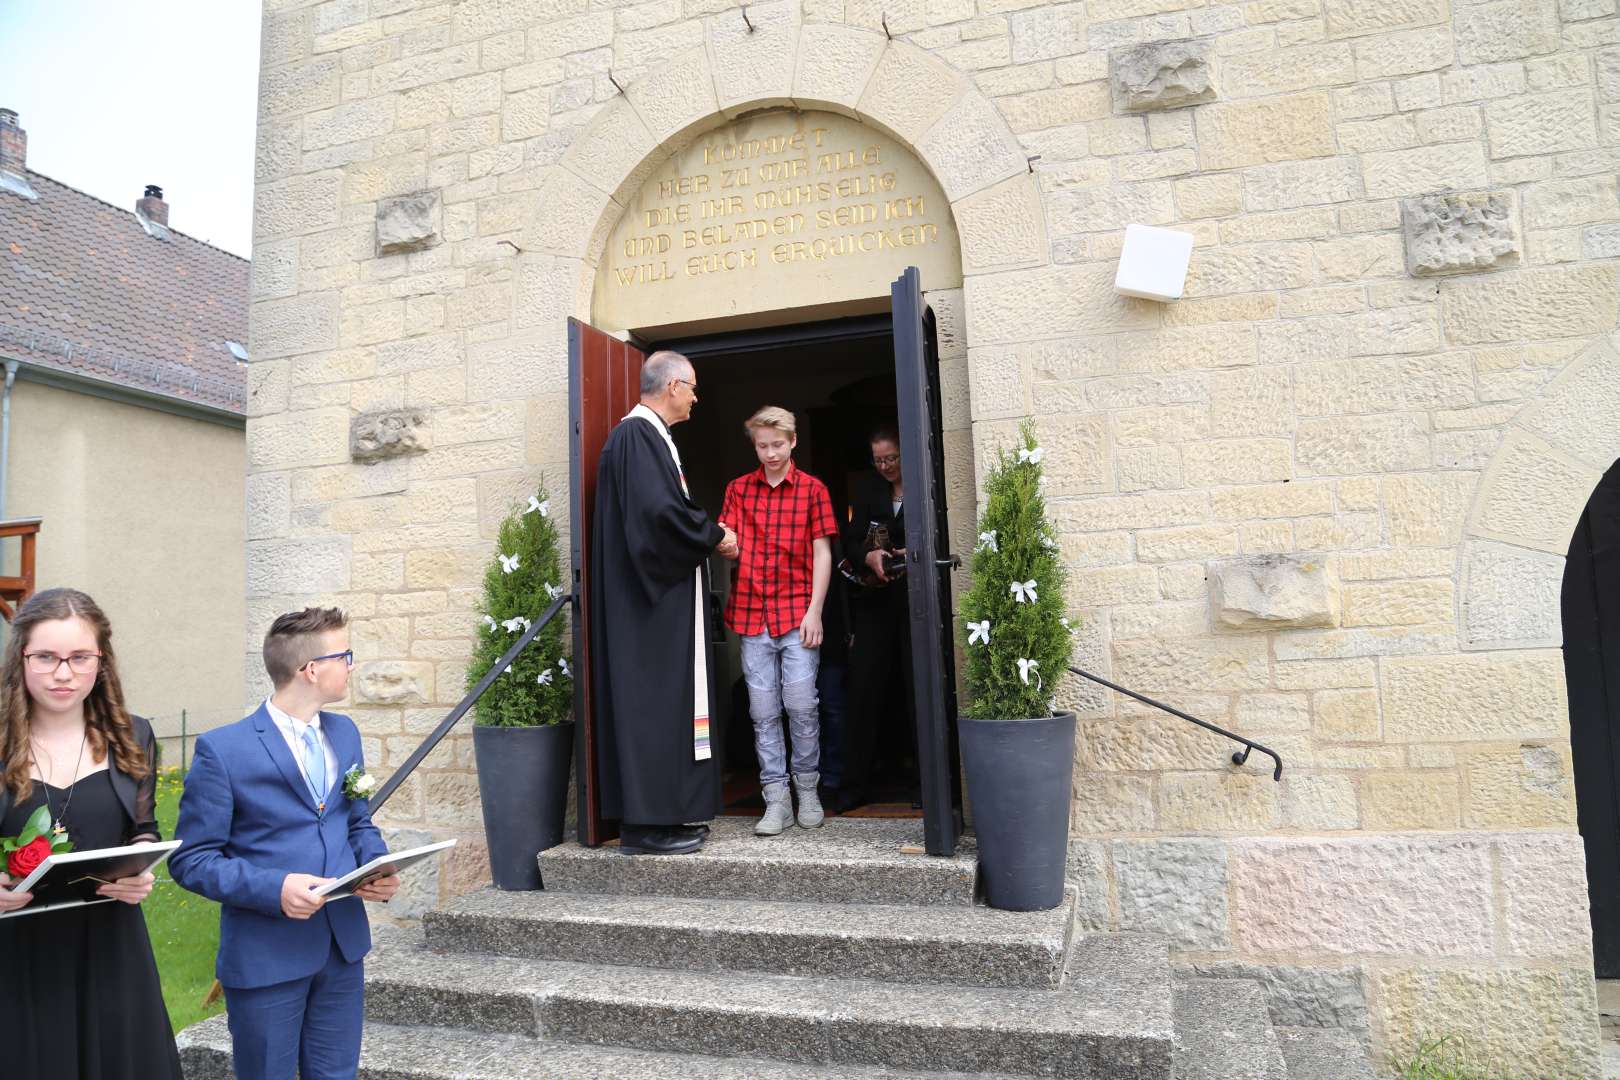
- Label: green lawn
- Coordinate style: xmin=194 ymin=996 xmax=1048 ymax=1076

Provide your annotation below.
xmin=148 ymin=768 xmax=224 ymax=1032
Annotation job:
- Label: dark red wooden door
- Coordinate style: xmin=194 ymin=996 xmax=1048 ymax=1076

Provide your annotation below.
xmin=569 ymin=318 xmax=646 ymax=846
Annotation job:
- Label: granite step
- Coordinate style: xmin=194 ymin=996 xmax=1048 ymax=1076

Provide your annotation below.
xmin=176 ymin=1014 xmax=1042 ymax=1080
xmin=1275 ymin=1026 xmax=1379 ymax=1080
xmin=1171 ymin=979 xmax=1287 ymax=1080
xmin=423 ymin=886 xmax=1072 ymax=988
xmin=538 ymin=816 xmax=977 ymax=906
xmin=359 ymin=929 xmax=1176 ymax=1078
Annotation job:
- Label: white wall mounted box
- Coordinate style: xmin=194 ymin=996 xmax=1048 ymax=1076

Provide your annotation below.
xmin=1114 ymin=223 xmax=1195 ymax=302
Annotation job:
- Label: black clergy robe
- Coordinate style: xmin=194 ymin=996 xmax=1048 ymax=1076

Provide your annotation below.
xmin=589 ymin=413 xmax=725 ymax=825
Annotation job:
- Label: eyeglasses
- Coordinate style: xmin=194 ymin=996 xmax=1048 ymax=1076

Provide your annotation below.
xmin=673 ymin=378 xmax=697 ymax=393
xmin=873 ymin=454 xmax=900 ymax=466
xmin=25 ymin=652 xmax=101 ymax=675
xmin=303 ymin=650 xmax=354 ymax=670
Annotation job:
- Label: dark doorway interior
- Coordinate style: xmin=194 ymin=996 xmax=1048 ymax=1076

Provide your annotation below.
xmin=1564 ymin=457 xmax=1620 ymax=977
xmin=659 ymin=316 xmax=932 ymax=819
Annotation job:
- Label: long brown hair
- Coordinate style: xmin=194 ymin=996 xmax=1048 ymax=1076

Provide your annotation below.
xmin=0 ymin=588 xmax=147 ymax=801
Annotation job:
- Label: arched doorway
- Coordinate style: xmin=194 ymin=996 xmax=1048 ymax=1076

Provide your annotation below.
xmin=1564 ymin=458 xmax=1620 ymax=976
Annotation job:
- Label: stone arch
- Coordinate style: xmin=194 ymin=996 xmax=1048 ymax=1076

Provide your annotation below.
xmin=514 ymin=20 xmax=1051 ymax=317
xmin=1460 ymin=331 xmax=1620 ymax=650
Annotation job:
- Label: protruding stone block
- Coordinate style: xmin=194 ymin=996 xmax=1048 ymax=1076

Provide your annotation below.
xmin=1210 ymin=555 xmax=1340 ymax=631
xmin=376 ymin=190 xmax=441 ymax=255
xmin=352 ymin=409 xmax=431 ymax=463
xmin=1401 ymin=191 xmax=1519 ymax=277
xmin=354 ymin=661 xmax=435 ymax=705
xmin=1109 ymin=40 xmax=1216 ymax=113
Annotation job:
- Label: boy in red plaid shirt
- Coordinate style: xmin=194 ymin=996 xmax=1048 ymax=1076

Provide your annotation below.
xmin=718 ymin=406 xmax=838 ymax=836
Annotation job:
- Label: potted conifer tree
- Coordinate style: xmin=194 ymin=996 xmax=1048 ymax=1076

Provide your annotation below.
xmin=468 ymin=485 xmax=574 ymax=890
xmin=958 ymin=421 xmax=1076 ymax=911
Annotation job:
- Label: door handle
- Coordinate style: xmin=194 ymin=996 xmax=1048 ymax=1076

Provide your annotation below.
xmin=935 ymin=554 xmax=961 ymax=570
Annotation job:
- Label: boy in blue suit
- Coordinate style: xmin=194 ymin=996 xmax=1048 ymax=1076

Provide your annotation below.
xmin=171 ymin=607 xmax=398 ymax=1080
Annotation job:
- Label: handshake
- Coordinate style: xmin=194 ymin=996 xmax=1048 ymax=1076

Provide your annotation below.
xmin=716 ymin=521 xmax=738 ymax=559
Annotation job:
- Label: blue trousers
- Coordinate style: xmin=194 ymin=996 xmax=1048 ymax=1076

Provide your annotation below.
xmin=223 ymin=938 xmax=364 ymax=1080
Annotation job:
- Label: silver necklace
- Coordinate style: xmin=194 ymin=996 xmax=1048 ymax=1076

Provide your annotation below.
xmin=32 ymin=726 xmax=88 ymax=836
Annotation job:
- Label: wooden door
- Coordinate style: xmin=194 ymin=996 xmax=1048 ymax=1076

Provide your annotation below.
xmin=892 ymin=267 xmax=963 ymax=856
xmin=1564 ymin=460 xmax=1620 ymax=975
xmin=568 ymin=318 xmax=646 ymax=846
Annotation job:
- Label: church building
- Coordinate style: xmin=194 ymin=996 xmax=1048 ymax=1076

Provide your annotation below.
xmin=243 ymin=0 xmax=1618 ymax=1073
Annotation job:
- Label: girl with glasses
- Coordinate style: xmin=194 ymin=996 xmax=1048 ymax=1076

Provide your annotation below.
xmin=0 ymin=587 xmax=183 ymax=1079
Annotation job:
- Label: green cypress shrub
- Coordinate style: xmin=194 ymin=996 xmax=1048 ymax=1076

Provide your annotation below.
xmin=959 ymin=421 xmax=1074 ymax=720
xmin=466 ymin=485 xmax=573 ymax=727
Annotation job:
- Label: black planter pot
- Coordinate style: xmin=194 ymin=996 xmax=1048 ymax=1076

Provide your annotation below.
xmin=960 ymin=712 xmax=1076 ymax=912
xmin=472 ymin=722 xmax=575 ymax=891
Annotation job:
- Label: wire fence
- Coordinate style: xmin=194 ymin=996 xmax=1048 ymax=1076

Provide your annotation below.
xmin=146 ymin=709 xmax=241 ymax=773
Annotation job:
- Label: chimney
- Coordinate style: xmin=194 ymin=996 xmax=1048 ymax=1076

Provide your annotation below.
xmin=0 ymin=110 xmax=37 ymax=201
xmin=0 ymin=109 xmax=24 ymax=176
xmin=136 ymin=184 xmax=169 ymax=226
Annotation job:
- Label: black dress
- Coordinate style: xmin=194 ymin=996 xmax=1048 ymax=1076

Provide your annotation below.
xmin=0 ymin=771 xmax=184 ymax=1079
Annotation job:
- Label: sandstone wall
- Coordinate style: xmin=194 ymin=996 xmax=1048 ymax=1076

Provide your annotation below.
xmin=250 ymin=0 xmax=1615 ymax=1072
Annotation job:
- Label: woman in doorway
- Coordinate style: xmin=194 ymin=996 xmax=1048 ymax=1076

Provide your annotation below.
xmin=835 ymin=427 xmax=917 ymax=813
xmin=0 ymin=588 xmax=183 ymax=1080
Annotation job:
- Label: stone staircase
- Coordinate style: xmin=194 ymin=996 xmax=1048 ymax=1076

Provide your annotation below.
xmin=176 ymin=818 xmax=1376 ymax=1079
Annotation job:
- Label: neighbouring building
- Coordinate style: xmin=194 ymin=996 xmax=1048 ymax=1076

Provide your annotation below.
xmin=249 ymin=1 xmax=1618 ymax=1073
xmin=0 ymin=108 xmax=248 ymax=759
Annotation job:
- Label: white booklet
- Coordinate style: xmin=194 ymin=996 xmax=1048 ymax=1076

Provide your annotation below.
xmin=314 ymin=838 xmax=457 ymax=900
xmin=0 ymin=839 xmax=182 ymax=919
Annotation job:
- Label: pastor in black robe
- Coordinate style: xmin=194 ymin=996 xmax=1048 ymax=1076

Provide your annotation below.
xmin=589 ymin=411 xmax=725 ymax=825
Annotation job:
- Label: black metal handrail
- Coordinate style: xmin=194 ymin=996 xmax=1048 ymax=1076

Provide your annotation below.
xmin=1067 ymin=665 xmax=1284 ymax=781
xmin=370 ymin=593 xmax=574 ymax=813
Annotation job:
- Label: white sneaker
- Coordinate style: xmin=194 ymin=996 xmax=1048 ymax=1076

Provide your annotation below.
xmin=755 ymin=782 xmax=793 ymax=836
xmin=793 ymin=772 xmax=824 ymax=829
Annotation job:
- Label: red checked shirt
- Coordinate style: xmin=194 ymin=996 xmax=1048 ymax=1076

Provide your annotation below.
xmin=721 ymin=462 xmax=839 ymax=637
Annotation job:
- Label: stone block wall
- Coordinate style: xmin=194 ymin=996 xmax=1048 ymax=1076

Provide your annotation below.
xmin=251 ymin=0 xmax=1617 ymax=1072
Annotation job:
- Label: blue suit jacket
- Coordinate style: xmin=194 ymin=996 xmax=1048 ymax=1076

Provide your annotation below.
xmin=169 ymin=705 xmax=389 ymax=990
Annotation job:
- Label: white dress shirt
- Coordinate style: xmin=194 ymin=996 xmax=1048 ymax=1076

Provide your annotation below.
xmin=265 ymin=698 xmax=341 ymax=801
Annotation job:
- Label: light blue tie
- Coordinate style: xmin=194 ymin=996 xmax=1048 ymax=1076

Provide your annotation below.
xmin=301 ymin=727 xmax=326 ymax=808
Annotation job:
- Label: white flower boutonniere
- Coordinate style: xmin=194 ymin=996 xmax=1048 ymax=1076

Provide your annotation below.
xmin=343 ymin=764 xmax=378 ymax=801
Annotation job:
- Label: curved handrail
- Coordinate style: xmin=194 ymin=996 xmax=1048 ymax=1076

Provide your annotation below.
xmin=370 ymin=592 xmax=574 ymax=813
xmin=1067 ymin=665 xmax=1284 ymax=781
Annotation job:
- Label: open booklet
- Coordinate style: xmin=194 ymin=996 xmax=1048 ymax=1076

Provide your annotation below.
xmin=314 ymin=838 xmax=457 ymax=900
xmin=0 ymin=839 xmax=182 ymax=919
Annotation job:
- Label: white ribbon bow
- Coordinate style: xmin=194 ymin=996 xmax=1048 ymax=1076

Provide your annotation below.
xmin=1017 ymin=657 xmax=1040 ymax=687
xmin=1041 ymin=535 xmax=1058 ymax=551
xmin=524 ymin=495 xmax=550 ymax=517
xmin=977 ymin=530 xmax=998 ymax=553
xmin=498 ymin=553 xmax=520 ymax=574
xmin=1010 ymin=579 xmax=1038 ymax=604
xmin=501 ymin=616 xmax=531 ymax=634
xmin=537 ymin=669 xmax=554 ymax=685
xmin=1018 ymin=446 xmax=1045 ymax=465
xmin=557 ymin=658 xmax=572 ymax=678
xmin=544 ymin=581 xmax=563 ymax=600
xmin=481 ymin=615 xmax=497 ymax=632
xmin=1060 ymin=617 xmax=1076 ymax=636
xmin=967 ymin=619 xmax=990 ymax=646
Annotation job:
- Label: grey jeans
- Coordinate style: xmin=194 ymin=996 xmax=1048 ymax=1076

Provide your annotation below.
xmin=740 ymin=628 xmax=821 ymax=787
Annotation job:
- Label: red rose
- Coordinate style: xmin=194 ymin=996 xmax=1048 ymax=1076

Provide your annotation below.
xmin=7 ymin=835 xmax=50 ymax=880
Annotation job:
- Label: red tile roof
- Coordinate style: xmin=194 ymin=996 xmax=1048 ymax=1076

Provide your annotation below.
xmin=0 ymin=170 xmax=248 ymax=414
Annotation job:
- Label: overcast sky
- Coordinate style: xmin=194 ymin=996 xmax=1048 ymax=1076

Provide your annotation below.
xmin=0 ymin=1 xmax=261 ymax=258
